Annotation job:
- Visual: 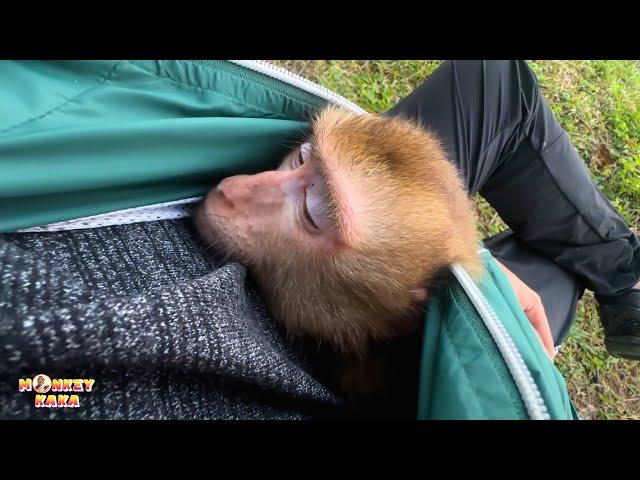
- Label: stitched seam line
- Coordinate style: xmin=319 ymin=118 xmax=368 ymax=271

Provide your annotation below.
xmin=478 ymin=118 xmax=523 ymax=159
xmin=477 ymin=102 xmax=562 ymax=178
xmin=443 ymin=295 xmax=488 ymax=420
xmin=540 ymin=128 xmax=566 ymax=154
xmin=125 ymin=60 xmax=308 ymax=121
xmin=525 ymin=134 xmax=609 ymax=242
xmin=184 ymin=60 xmax=323 ymax=111
xmin=0 ymin=61 xmax=123 ymax=135
xmin=450 ymin=284 xmax=526 ymax=417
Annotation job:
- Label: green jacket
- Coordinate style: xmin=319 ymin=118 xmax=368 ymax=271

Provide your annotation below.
xmin=0 ymin=60 xmax=577 ymax=419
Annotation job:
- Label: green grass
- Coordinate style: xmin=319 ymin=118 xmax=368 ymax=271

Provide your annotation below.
xmin=273 ymin=60 xmax=640 ymax=419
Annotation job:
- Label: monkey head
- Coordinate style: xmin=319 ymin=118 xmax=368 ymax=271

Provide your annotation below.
xmin=196 ymin=106 xmax=481 ymax=356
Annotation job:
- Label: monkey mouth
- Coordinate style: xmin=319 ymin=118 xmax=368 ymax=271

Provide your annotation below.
xmin=194 ymin=190 xmax=242 ymax=265
xmin=194 ymin=193 xmax=225 ymax=242
xmin=194 ymin=201 xmax=214 ymax=239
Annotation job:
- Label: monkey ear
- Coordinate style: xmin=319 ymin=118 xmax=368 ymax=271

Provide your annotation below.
xmin=410 ymin=287 xmax=428 ymax=303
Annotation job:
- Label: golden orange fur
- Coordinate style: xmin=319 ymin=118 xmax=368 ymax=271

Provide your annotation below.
xmin=250 ymin=106 xmax=481 ymax=356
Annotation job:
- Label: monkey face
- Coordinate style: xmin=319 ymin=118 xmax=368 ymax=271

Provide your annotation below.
xmin=195 ymin=141 xmax=344 ymax=267
xmin=196 ymin=106 xmax=480 ymax=354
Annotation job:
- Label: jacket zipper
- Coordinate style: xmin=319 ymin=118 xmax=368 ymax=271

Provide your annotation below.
xmin=452 ymin=261 xmax=551 ymax=420
xmin=228 ymin=60 xmax=367 ymax=115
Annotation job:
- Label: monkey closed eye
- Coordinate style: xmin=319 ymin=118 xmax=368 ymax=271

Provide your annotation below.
xmin=298 ymin=193 xmax=319 ymax=232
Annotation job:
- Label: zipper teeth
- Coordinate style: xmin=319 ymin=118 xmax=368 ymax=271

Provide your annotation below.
xmin=228 ymin=60 xmax=367 ymax=115
xmin=189 ymin=60 xmax=326 ymax=110
xmin=451 ymin=263 xmax=551 ymax=420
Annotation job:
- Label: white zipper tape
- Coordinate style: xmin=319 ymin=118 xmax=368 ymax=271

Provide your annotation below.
xmin=451 ymin=263 xmax=551 ymax=420
xmin=16 ymin=197 xmax=201 ymax=232
xmin=228 ymin=60 xmax=367 ymax=115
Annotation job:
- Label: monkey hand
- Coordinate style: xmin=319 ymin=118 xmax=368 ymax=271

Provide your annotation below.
xmin=495 ymin=260 xmax=556 ymax=362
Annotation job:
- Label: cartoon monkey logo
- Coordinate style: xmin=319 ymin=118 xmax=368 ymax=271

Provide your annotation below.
xmin=33 ymin=374 xmax=52 ymax=394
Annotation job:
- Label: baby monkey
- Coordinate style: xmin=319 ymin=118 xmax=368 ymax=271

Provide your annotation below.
xmin=196 ymin=106 xmax=481 ymax=407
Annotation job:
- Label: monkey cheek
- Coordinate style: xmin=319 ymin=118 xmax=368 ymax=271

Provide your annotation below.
xmin=193 ymin=204 xmax=236 ymax=258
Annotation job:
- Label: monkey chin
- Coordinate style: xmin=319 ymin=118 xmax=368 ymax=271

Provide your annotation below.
xmin=250 ymin=256 xmax=424 ymax=360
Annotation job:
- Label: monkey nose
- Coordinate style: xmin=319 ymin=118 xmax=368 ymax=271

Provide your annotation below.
xmin=215 ymin=182 xmax=235 ymax=208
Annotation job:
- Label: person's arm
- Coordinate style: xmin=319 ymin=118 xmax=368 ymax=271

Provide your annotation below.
xmin=415 ymin=259 xmax=556 ymax=360
xmin=494 ymin=259 xmax=556 ymax=361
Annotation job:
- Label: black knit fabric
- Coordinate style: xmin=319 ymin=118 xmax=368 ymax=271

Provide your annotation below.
xmin=0 ymin=219 xmax=341 ymax=419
